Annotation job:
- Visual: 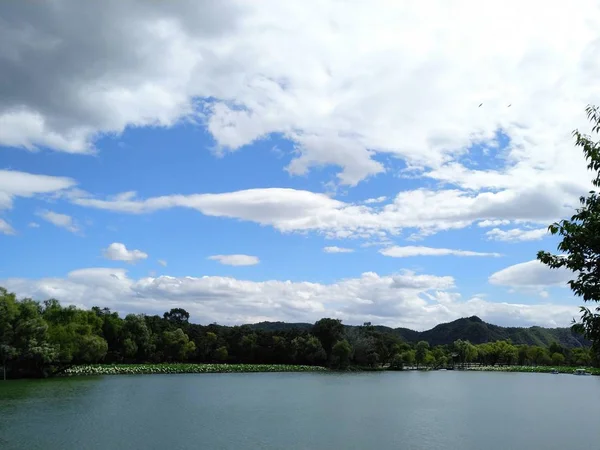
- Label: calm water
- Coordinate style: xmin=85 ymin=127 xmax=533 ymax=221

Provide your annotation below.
xmin=1 ymin=371 xmax=599 ymax=450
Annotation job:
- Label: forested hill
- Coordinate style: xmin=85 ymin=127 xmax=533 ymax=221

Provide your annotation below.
xmin=250 ymin=316 xmax=589 ymax=348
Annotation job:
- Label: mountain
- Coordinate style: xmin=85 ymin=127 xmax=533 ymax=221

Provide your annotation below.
xmin=249 ymin=316 xmax=589 ymax=348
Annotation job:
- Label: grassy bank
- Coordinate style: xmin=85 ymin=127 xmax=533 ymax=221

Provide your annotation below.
xmin=464 ymin=365 xmax=600 ymax=375
xmin=62 ymin=363 xmax=328 ymax=376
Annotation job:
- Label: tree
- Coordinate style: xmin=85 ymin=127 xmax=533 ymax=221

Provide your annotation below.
xmin=162 ymin=328 xmax=196 ymax=361
xmin=551 ymin=352 xmax=565 ymax=366
xmin=517 ymin=345 xmax=530 ymax=366
xmin=390 ymin=353 xmax=404 ymax=370
xmin=331 ymin=339 xmax=352 ymax=369
xmin=415 ymin=341 xmax=430 ymax=369
xmin=291 ymin=335 xmax=327 ymax=365
xmin=528 ymin=346 xmax=549 ymax=365
xmin=491 ymin=340 xmax=517 ymax=366
xmin=214 ymin=346 xmax=228 ymax=361
xmin=312 ymin=318 xmax=343 ymax=362
xmin=454 ymin=339 xmax=477 ymax=367
xmin=401 ymin=350 xmax=416 ymax=366
xmin=571 ymin=347 xmax=592 ymax=365
xmin=121 ymin=314 xmax=153 ymax=361
xmin=0 ymin=288 xmax=18 ymax=380
xmin=197 ymin=331 xmax=218 ymax=361
xmin=538 ymin=105 xmax=600 ymax=354
xmin=43 ymin=302 xmax=107 ymax=366
xmin=163 ymin=308 xmax=190 ymax=326
xmin=12 ymin=299 xmax=57 ymax=377
xmin=351 ymin=335 xmax=379 ymax=367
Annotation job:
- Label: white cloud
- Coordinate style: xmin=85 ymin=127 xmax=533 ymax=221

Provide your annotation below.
xmin=0 ymin=219 xmax=15 ymax=235
xmin=1 ymin=268 xmax=579 ymax=329
xmin=71 ymin=182 xmax=579 ymax=239
xmin=1 ymin=0 xmax=599 ymax=196
xmin=36 ymin=210 xmax=80 ymax=233
xmin=478 ymin=219 xmax=510 ymax=228
xmin=103 ymin=243 xmax=148 ymax=263
xmin=28 ymin=222 xmax=40 ymax=228
xmin=489 ymin=259 xmax=572 ymax=288
xmin=324 ymin=246 xmax=354 ymax=253
xmin=363 ymin=196 xmax=387 ymax=204
xmin=157 ymin=259 xmax=167 ymax=267
xmin=486 ymin=227 xmax=548 ymax=242
xmin=208 ymin=254 xmax=260 ymax=266
xmin=380 ymin=246 xmax=502 ymax=258
xmin=0 ymin=170 xmax=76 ymax=210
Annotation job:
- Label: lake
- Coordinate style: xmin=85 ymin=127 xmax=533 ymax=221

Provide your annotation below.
xmin=1 ymin=371 xmax=599 ymax=449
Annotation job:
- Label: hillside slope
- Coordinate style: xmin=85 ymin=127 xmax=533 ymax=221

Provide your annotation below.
xmin=250 ymin=316 xmax=589 ymax=348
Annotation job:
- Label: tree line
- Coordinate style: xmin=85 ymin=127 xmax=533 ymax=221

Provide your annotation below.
xmin=1 ymin=287 xmax=597 ymax=379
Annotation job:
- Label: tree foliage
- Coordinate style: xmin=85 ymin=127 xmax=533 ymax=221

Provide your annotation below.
xmin=538 ymin=105 xmax=600 ymax=354
xmin=0 ymin=286 xmax=597 ymax=379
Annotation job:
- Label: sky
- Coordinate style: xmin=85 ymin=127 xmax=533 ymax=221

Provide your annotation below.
xmin=1 ymin=0 xmax=600 ymax=330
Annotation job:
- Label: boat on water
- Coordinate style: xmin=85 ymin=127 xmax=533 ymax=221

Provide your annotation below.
xmin=551 ymin=368 xmax=559 ymax=374
xmin=573 ymin=368 xmax=592 ymax=376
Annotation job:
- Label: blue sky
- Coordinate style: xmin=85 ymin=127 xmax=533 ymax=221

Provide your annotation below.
xmin=1 ymin=0 xmax=599 ymax=329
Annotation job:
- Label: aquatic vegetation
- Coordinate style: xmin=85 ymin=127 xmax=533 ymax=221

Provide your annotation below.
xmin=62 ymin=363 xmax=328 ymax=376
xmin=465 ymin=365 xmax=600 ymax=375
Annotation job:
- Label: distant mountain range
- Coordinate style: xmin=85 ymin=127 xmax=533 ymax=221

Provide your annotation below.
xmin=249 ymin=316 xmax=589 ymax=348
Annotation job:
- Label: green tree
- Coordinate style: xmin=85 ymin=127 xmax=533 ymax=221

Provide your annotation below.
xmin=239 ymin=333 xmax=258 ymax=362
xmin=571 ymin=347 xmax=592 ymax=365
xmin=197 ymin=331 xmax=218 ymax=361
xmin=121 ymin=314 xmax=154 ymax=361
xmin=162 ymin=328 xmax=196 ymax=361
xmin=163 ymin=308 xmax=190 ymax=326
xmin=415 ymin=341 xmax=430 ymax=369
xmin=423 ymin=351 xmax=435 ymax=367
xmin=454 ymin=339 xmax=477 ymax=367
xmin=517 ymin=345 xmax=530 ymax=366
xmin=491 ymin=340 xmax=517 ymax=366
xmin=0 ymin=288 xmax=19 ymax=380
xmin=312 ymin=318 xmax=344 ymax=362
xmin=12 ymin=299 xmax=57 ymax=377
xmin=214 ymin=345 xmax=228 ymax=361
xmin=93 ymin=307 xmax=123 ymax=362
xmin=331 ymin=339 xmax=352 ymax=369
xmin=527 ymin=346 xmax=549 ymax=365
xmin=537 ymin=105 xmax=600 ymax=354
xmin=551 ymin=352 xmax=565 ymax=366
xmin=43 ymin=301 xmax=107 ymax=366
xmin=291 ymin=335 xmax=327 ymax=365
xmin=401 ymin=350 xmax=416 ymax=366
xmin=351 ymin=335 xmax=379 ymax=367
xmin=389 ymin=353 xmax=404 ymax=370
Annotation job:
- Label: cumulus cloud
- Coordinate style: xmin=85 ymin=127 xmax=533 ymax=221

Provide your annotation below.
xmin=0 ymin=1 xmax=242 ymax=153
xmin=486 ymin=227 xmax=548 ymax=242
xmin=0 ymin=218 xmax=15 ymax=235
xmin=36 ymin=210 xmax=80 ymax=233
xmin=208 ymin=254 xmax=260 ymax=266
xmin=489 ymin=259 xmax=573 ymax=288
xmin=103 ymin=243 xmax=148 ymax=263
xmin=323 ymin=246 xmax=354 ymax=253
xmin=1 ymin=268 xmax=579 ymax=329
xmin=380 ymin=246 xmax=502 ymax=258
xmin=2 ymin=0 xmax=600 ymax=194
